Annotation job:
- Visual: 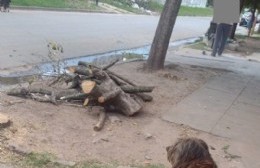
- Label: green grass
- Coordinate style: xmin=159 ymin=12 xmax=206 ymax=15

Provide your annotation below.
xmin=16 ymin=152 xmax=165 ymax=168
xmin=100 ymin=0 xmax=142 ymax=13
xmin=186 ymin=42 xmax=211 ymax=51
xmin=235 ymin=34 xmax=260 ymax=41
xmin=11 ymin=0 xmax=213 ymax=16
xmin=12 ymin=0 xmax=98 ymax=9
xmin=178 ymin=6 xmax=213 ymax=16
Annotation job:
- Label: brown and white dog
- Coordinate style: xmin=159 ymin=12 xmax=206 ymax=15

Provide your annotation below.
xmin=166 ymin=138 xmax=217 ymax=168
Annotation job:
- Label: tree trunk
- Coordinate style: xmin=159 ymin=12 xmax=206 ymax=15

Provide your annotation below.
xmin=248 ymin=0 xmax=257 ymax=37
xmin=146 ymin=0 xmax=182 ymax=71
xmin=229 ymin=0 xmax=245 ymax=39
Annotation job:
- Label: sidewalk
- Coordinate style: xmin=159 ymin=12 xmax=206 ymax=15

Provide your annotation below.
xmin=163 ymin=49 xmax=260 ymax=168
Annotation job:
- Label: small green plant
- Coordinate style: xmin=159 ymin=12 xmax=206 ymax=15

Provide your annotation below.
xmin=136 ymin=164 xmax=165 ymax=168
xmin=23 ymin=153 xmax=53 ymax=167
xmin=222 ymin=145 xmax=241 ymax=160
xmin=178 ymin=6 xmax=213 ymax=16
xmin=122 ymin=53 xmax=144 ymax=60
xmin=47 ymin=41 xmax=66 ymax=75
xmin=75 ymin=160 xmax=118 ymax=168
xmin=186 ymin=42 xmax=210 ymax=51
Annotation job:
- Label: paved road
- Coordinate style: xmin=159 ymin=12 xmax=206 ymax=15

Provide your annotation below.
xmin=0 ymin=10 xmax=211 ymax=69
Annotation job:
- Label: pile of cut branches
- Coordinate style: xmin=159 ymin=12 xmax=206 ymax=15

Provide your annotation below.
xmin=7 ymin=59 xmax=154 ymax=131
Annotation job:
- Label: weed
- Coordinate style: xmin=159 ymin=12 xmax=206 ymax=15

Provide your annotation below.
xmin=222 ymin=145 xmax=241 ymax=160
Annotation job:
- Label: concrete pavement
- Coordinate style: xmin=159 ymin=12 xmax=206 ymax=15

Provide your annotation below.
xmin=163 ymin=49 xmax=260 ymax=168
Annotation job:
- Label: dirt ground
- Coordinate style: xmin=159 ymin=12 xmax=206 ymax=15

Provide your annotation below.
xmin=0 ymin=61 xmax=243 ymax=167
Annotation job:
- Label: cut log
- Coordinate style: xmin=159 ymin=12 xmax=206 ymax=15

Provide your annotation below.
xmin=121 ymin=86 xmax=154 ymax=93
xmin=93 ymin=109 xmax=106 ymax=131
xmin=7 ymin=88 xmax=29 ymax=97
xmin=68 ymin=66 xmax=93 ymax=76
xmin=81 ymin=80 xmax=96 ymax=94
xmin=109 ymin=74 xmax=127 ymax=86
xmin=29 ymin=88 xmax=52 ymax=95
xmin=78 ymin=61 xmax=93 ymax=68
xmin=135 ymin=93 xmax=153 ymax=102
xmin=91 ymin=71 xmax=144 ymax=116
xmin=83 ymin=98 xmax=89 ymax=106
xmin=60 ymin=93 xmax=89 ymax=100
xmin=106 ymin=71 xmax=153 ymax=102
xmin=30 ymin=93 xmax=56 ymax=104
xmin=107 ymin=70 xmax=136 ymax=86
xmin=98 ymin=88 xmax=121 ymax=103
xmin=55 ymin=89 xmax=80 ymax=99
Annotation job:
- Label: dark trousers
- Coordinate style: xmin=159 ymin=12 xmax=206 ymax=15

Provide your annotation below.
xmin=211 ymin=23 xmax=232 ymax=56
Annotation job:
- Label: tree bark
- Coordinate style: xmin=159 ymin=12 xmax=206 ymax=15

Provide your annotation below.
xmin=248 ymin=0 xmax=257 ymax=37
xmin=121 ymin=86 xmax=154 ymax=93
xmin=94 ymin=110 xmax=106 ymax=131
xmin=146 ymin=0 xmax=182 ymax=71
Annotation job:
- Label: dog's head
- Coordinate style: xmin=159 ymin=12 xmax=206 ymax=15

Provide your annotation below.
xmin=166 ymin=138 xmax=217 ymax=168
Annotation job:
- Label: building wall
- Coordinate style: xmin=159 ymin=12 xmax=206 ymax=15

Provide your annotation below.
xmin=155 ymin=0 xmax=207 ymax=8
xmin=182 ymin=0 xmax=207 ymax=8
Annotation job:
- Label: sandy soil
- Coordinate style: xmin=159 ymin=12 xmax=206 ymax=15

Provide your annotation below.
xmin=0 ymin=61 xmax=243 ymax=167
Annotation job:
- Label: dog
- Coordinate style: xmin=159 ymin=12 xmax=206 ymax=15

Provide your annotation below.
xmin=166 ymin=138 xmax=217 ymax=168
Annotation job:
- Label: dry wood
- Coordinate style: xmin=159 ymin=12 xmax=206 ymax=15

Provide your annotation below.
xmin=91 ymin=71 xmax=144 ymax=116
xmin=83 ymin=98 xmax=89 ymax=106
xmin=93 ymin=109 xmax=106 ymax=131
xmin=106 ymin=71 xmax=153 ymax=102
xmin=135 ymin=93 xmax=153 ymax=102
xmin=121 ymin=86 xmax=154 ymax=93
xmin=68 ymin=66 xmax=93 ymax=76
xmin=60 ymin=93 xmax=89 ymax=100
xmin=107 ymin=70 xmax=136 ymax=86
xmin=7 ymin=88 xmax=29 ymax=97
xmin=29 ymin=88 xmax=52 ymax=95
xmin=98 ymin=88 xmax=121 ymax=103
xmin=81 ymin=80 xmax=96 ymax=94
xmin=102 ymin=59 xmax=120 ymax=70
xmin=109 ymin=74 xmax=127 ymax=86
xmin=78 ymin=61 xmax=95 ymax=68
xmin=30 ymin=93 xmax=56 ymax=104
xmin=55 ymin=89 xmax=80 ymax=99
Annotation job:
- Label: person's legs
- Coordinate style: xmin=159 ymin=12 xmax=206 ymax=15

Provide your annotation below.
xmin=218 ymin=24 xmax=232 ymax=56
xmin=211 ymin=23 xmax=224 ymax=56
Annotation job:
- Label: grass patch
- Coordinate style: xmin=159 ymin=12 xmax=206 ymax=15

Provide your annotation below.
xmin=16 ymin=153 xmax=165 ymax=168
xmin=100 ymin=0 xmax=141 ymax=13
xmin=186 ymin=42 xmax=210 ymax=51
xmin=122 ymin=53 xmax=144 ymax=60
xmin=12 ymin=0 xmax=99 ymax=9
xmin=21 ymin=152 xmax=61 ymax=168
xmin=222 ymin=145 xmax=241 ymax=160
xmin=178 ymin=6 xmax=213 ymax=16
xmin=12 ymin=0 xmax=213 ymax=16
xmin=235 ymin=34 xmax=260 ymax=41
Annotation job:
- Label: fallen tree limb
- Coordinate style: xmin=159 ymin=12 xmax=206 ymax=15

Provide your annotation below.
xmin=121 ymin=86 xmax=154 ymax=93
xmin=68 ymin=66 xmax=93 ymax=77
xmin=60 ymin=93 xmax=89 ymax=100
xmin=102 ymin=59 xmax=120 ymax=70
xmin=93 ymin=109 xmax=106 ymax=131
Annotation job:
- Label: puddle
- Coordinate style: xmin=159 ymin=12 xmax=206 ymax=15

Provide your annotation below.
xmin=0 ymin=37 xmax=201 ymax=86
